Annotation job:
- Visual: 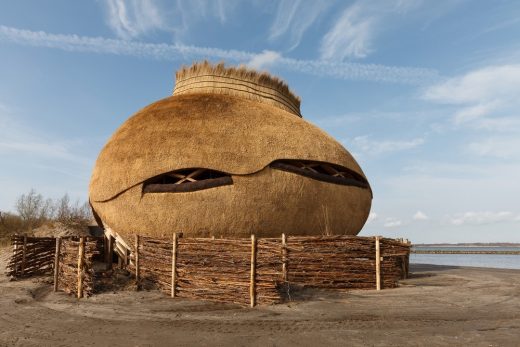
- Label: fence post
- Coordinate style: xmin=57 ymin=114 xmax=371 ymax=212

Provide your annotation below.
xmin=77 ymin=237 xmax=85 ymax=299
xmin=281 ymin=233 xmax=287 ymax=282
xmin=171 ymin=232 xmax=178 ymax=298
xmin=21 ymin=234 xmax=27 ymax=277
xmin=135 ymin=234 xmax=140 ymax=289
xmin=375 ymin=236 xmax=381 ymax=291
xmin=250 ymin=234 xmax=257 ymax=308
xmin=12 ymin=235 xmax=19 ymax=276
xmin=53 ymin=237 xmax=61 ymax=292
xmin=106 ymin=235 xmax=113 ymax=270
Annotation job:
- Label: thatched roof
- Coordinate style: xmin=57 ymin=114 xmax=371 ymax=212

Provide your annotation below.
xmin=92 ymin=166 xmax=371 ymax=240
xmin=89 ymin=62 xmax=372 ymax=239
xmin=90 ymin=92 xmax=366 ymax=202
xmin=174 ymin=61 xmax=301 ymax=116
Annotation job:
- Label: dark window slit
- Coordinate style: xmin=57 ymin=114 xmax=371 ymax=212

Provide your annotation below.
xmin=270 ymin=160 xmax=370 ymax=189
xmin=143 ymin=168 xmax=232 ymax=193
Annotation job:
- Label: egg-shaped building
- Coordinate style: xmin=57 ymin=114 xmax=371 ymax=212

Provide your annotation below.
xmin=89 ymin=62 xmax=372 ymax=242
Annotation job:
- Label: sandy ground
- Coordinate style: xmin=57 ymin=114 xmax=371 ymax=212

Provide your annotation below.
xmin=1 ymin=247 xmax=519 ymax=347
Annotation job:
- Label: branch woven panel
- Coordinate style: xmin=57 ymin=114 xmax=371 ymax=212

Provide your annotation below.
xmin=138 ymin=236 xmax=173 ymax=292
xmin=7 ymin=235 xmax=55 ymax=278
xmin=176 ymin=238 xmax=252 ymax=306
xmin=286 ymin=236 xmax=378 ymax=289
xmin=58 ymin=238 xmax=100 ymax=297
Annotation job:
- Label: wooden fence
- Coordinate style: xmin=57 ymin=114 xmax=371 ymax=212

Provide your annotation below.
xmin=6 ymin=234 xmax=410 ymax=306
xmin=55 ymin=237 xmax=102 ymax=298
xmin=6 ymin=235 xmax=55 ymax=278
xmin=6 ymin=235 xmax=103 ymax=298
xmin=135 ymin=234 xmax=410 ymax=307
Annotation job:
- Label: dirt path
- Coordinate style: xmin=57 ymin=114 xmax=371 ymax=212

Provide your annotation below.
xmin=1 ymin=247 xmax=519 ymax=346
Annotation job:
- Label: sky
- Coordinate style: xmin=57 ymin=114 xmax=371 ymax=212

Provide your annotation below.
xmin=0 ymin=0 xmax=519 ymax=243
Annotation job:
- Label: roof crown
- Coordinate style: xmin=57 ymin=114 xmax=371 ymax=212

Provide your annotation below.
xmin=173 ymin=61 xmax=301 ymax=117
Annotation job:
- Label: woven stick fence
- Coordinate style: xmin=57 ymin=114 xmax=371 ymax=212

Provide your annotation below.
xmin=6 ymin=235 xmax=56 ymax=278
xmin=56 ymin=237 xmax=102 ymax=298
xmin=135 ymin=234 xmax=410 ymax=307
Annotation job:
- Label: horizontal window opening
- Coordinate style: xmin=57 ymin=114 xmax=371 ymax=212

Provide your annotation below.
xmin=270 ymin=160 xmax=370 ymax=189
xmin=143 ymin=168 xmax=233 ymax=193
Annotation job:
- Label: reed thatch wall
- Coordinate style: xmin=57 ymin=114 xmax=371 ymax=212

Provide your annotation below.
xmin=92 ymin=167 xmax=371 ymax=240
xmin=89 ymin=62 xmax=372 ymax=241
xmin=89 ymin=93 xmax=367 ymax=203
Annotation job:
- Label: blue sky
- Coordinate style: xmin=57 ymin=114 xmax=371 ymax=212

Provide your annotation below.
xmin=1 ymin=0 xmax=519 ymax=243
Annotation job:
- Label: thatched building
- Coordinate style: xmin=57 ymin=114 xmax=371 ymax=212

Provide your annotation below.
xmin=89 ymin=62 xmax=372 ymax=242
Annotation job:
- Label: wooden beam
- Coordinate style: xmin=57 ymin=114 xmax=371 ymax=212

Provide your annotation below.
xmin=53 ymin=237 xmax=61 ymax=292
xmin=250 ymin=234 xmax=256 ymax=308
xmin=375 ymin=236 xmax=381 ymax=291
xmin=171 ymin=232 xmax=178 ymax=298
xmin=281 ymin=233 xmax=287 ymax=282
xmin=107 ymin=235 xmax=113 ymax=270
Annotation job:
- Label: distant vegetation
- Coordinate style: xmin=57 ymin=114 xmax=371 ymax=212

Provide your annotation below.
xmin=0 ymin=189 xmax=92 ymax=242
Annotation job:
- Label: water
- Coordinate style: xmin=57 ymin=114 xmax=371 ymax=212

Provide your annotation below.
xmin=411 ymin=246 xmax=520 ymax=270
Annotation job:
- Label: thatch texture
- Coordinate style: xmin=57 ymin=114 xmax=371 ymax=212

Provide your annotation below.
xmin=90 ymin=94 xmax=367 ymax=202
xmin=89 ymin=62 xmax=372 ymax=241
xmin=91 ymin=167 xmax=371 ymax=240
xmin=174 ymin=61 xmax=301 ymax=116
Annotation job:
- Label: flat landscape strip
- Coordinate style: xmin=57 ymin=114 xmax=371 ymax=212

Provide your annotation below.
xmin=412 ymin=250 xmax=520 ymax=255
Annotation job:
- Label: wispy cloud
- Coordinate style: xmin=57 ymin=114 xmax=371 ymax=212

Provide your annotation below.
xmin=105 ymin=0 xmax=166 ymax=39
xmin=320 ymin=3 xmax=374 ymax=60
xmin=0 ymin=25 xmax=438 ymax=84
xmin=320 ymin=1 xmax=422 ymax=61
xmin=384 ymin=217 xmax=402 ymax=228
xmin=102 ymin=0 xmax=237 ymax=40
xmin=467 ymin=137 xmax=520 ymax=159
xmin=352 ymin=135 xmax=424 ymax=155
xmin=247 ymin=50 xmax=281 ymax=69
xmin=423 ymin=64 xmax=520 ymax=130
xmin=269 ymin=0 xmax=332 ymax=51
xmin=413 ymin=211 xmax=429 ymax=221
xmin=449 ymin=211 xmax=517 ymax=226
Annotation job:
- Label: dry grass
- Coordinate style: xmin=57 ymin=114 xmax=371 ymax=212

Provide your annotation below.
xmin=175 ymin=61 xmax=301 ymax=104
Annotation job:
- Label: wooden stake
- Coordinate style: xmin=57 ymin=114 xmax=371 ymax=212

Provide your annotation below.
xmin=53 ymin=237 xmax=61 ymax=292
xmin=250 ymin=234 xmax=256 ymax=308
xmin=107 ymin=235 xmax=113 ymax=270
xmin=12 ymin=235 xmax=19 ymax=276
xmin=171 ymin=232 xmax=178 ymax=298
xmin=20 ymin=234 xmax=27 ymax=277
xmin=135 ymin=234 xmax=140 ymax=289
xmin=281 ymin=233 xmax=287 ymax=282
xmin=375 ymin=236 xmax=381 ymax=291
xmin=77 ymin=237 xmax=85 ymax=299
